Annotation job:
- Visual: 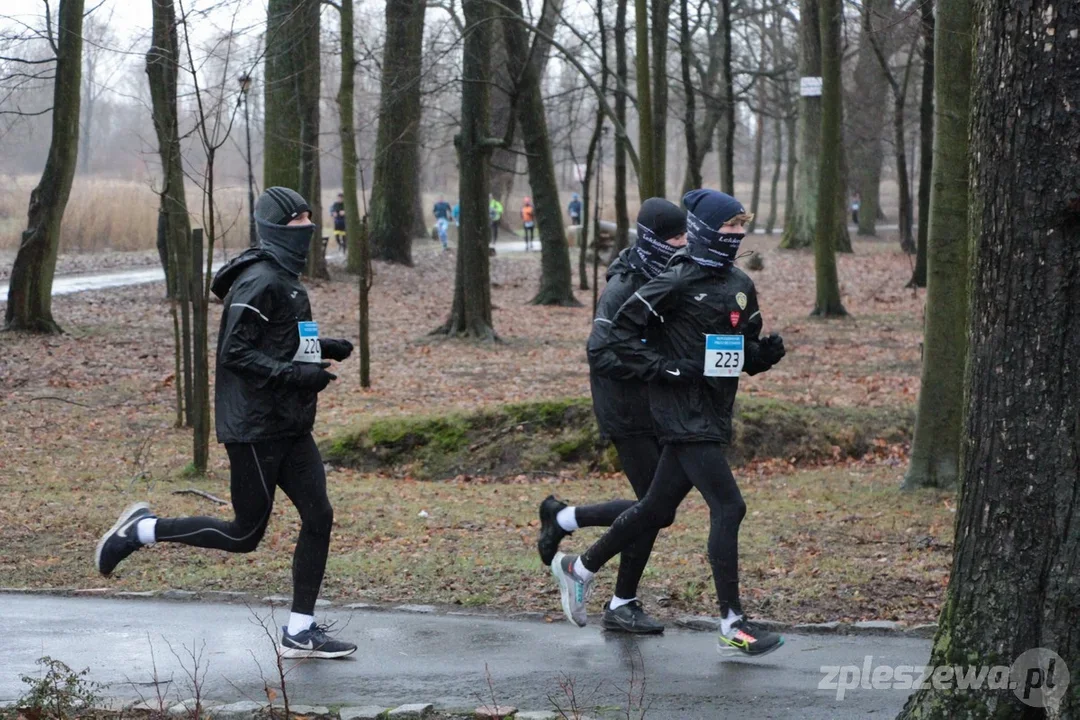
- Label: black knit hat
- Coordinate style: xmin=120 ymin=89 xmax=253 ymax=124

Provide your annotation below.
xmin=255 ymin=187 xmax=311 ymax=226
xmin=637 ymin=198 xmax=687 ymax=240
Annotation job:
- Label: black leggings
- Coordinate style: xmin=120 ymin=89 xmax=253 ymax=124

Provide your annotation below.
xmin=155 ymin=434 xmax=333 ymax=616
xmin=581 ymin=442 xmax=746 ymax=613
xmin=573 ymin=436 xmax=661 ymax=599
xmin=524 ymin=224 xmax=535 ymax=247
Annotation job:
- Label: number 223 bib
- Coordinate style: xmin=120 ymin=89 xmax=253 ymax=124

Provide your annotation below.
xmin=704 ymin=334 xmax=744 ymax=377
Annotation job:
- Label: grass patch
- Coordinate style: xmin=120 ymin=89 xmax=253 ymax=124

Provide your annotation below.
xmin=0 ymin=461 xmax=953 ymax=624
xmin=322 ymin=396 xmax=914 ymax=479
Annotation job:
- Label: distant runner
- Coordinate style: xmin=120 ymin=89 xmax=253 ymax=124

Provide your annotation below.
xmin=433 ymin=196 xmax=453 ymax=251
xmin=521 ymin=196 xmax=536 ymax=251
xmin=330 ymin=193 xmax=346 ymax=253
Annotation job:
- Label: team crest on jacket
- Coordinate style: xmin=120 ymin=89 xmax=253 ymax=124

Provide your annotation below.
xmin=730 ymin=311 xmax=741 ymax=327
xmin=736 ymin=292 xmax=747 ymax=310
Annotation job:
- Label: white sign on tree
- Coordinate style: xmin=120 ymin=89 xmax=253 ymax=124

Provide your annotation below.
xmin=800 ymin=77 xmax=823 ymax=97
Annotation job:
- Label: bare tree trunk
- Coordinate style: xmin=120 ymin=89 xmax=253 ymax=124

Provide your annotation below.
xmin=264 ymin=0 xmax=303 ymax=191
xmin=748 ymin=97 xmax=765 ymax=233
xmin=296 ymin=0 xmax=326 ymax=279
xmin=765 ymin=114 xmax=782 ymax=234
xmin=903 ymin=0 xmax=968 ymax=492
xmin=780 ymin=0 xmax=821 ymax=250
xmin=650 ymin=0 xmax=671 ymax=196
xmin=189 ymin=228 xmax=209 ymax=472
xmin=634 ymin=0 xmax=657 ymax=198
xmin=899 ymin=4 xmax=1080 ymax=717
xmin=718 ymin=0 xmax=735 ymax=195
xmin=812 ymin=0 xmax=847 ymax=316
xmin=433 ymin=0 xmax=496 ymax=340
xmin=783 ymin=113 xmax=796 ymax=230
xmin=679 ymin=0 xmax=701 ymax=192
xmin=579 ymin=111 xmax=603 ymax=291
xmin=4 ymin=0 xmax=85 ymax=333
xmin=336 ymin=0 xmax=371 ymax=386
xmin=369 ymin=0 xmax=426 ymax=266
xmin=850 ymin=0 xmax=890 ymax=237
xmin=502 ymin=0 xmax=578 ymax=306
xmin=488 ymin=24 xmax=518 ymax=216
xmin=612 ymin=0 xmax=630 ymax=254
xmin=147 ymin=0 xmax=193 ymax=425
xmin=910 ymin=0 xmax=934 ymax=287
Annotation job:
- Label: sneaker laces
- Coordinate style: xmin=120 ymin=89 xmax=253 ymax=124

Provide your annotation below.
xmin=307 ymin=621 xmax=339 ymax=643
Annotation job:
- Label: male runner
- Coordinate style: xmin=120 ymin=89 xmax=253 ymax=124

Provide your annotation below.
xmin=568 ymin=193 xmax=582 ymax=226
xmin=538 ymin=198 xmax=687 ymax=634
xmin=433 ymin=196 xmax=453 ymax=251
xmin=95 ymin=187 xmax=358 ymax=660
xmin=550 ymin=189 xmax=788 ymax=658
xmin=330 ymin=193 xmax=346 ymax=253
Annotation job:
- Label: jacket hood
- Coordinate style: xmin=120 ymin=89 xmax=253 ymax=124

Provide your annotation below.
xmin=607 ymin=248 xmax=635 ymax=281
xmin=211 ymin=248 xmax=276 ymax=300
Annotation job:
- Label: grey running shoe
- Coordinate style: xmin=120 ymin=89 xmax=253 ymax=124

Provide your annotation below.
xmin=551 ymin=552 xmax=593 ymax=627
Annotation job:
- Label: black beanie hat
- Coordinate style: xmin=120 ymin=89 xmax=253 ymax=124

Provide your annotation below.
xmin=682 ymin=189 xmax=745 ymax=230
xmin=637 ymin=198 xmax=687 ymax=240
xmin=255 ymin=187 xmax=312 ymax=226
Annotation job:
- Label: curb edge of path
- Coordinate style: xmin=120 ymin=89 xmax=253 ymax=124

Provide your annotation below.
xmin=0 ymin=587 xmax=939 ymax=639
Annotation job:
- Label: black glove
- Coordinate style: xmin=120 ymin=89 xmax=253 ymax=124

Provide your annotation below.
xmin=759 ymin=333 xmax=786 ymax=366
xmin=290 ymin=361 xmax=336 ymax=392
xmin=658 ymin=358 xmax=702 ymax=384
xmin=321 ymin=338 xmax=354 ymax=362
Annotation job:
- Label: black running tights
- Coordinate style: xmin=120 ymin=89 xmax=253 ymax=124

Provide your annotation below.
xmin=581 ymin=442 xmax=746 ymax=612
xmin=154 ymin=434 xmax=333 ymax=615
xmin=573 ymin=436 xmax=661 ymax=599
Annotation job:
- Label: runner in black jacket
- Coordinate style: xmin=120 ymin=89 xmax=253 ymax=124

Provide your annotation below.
xmin=95 ymin=187 xmax=357 ymax=660
xmin=551 ymin=189 xmax=788 ymax=658
xmin=537 ymin=198 xmax=686 ymax=634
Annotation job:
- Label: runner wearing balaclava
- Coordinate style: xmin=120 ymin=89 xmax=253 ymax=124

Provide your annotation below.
xmin=95 ymin=187 xmax=357 ymax=660
xmin=549 ymin=189 xmax=788 ymax=658
xmin=537 ymin=198 xmax=686 ymax=634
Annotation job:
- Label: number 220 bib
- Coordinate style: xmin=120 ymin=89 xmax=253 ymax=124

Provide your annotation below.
xmin=704 ymin=334 xmax=744 ymax=377
xmin=293 ymin=321 xmax=322 ymax=363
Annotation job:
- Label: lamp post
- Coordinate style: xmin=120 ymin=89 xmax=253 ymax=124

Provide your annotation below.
xmin=239 ymin=74 xmax=256 ymax=248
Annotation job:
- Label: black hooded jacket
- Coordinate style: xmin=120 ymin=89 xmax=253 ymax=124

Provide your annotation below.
xmin=210 ymin=248 xmax=318 ymax=443
xmin=586 ymin=249 xmax=659 ymax=440
xmin=600 ymin=250 xmax=773 ymax=445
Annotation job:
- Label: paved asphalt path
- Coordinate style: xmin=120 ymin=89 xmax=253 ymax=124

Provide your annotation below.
xmin=3 ymin=595 xmax=927 ymax=718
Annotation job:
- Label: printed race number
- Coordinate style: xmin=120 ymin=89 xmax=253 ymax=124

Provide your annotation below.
xmin=704 ymin=334 xmax=744 ymax=377
xmin=292 ymin=321 xmax=322 ymax=364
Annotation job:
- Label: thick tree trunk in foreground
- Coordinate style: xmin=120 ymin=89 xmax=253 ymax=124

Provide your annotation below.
xmin=811 ymin=0 xmax=847 ymax=316
xmin=433 ymin=0 xmax=495 ymax=340
xmin=899 ymin=3 xmax=1079 ymax=717
xmin=368 ymin=0 xmax=425 ymax=266
xmin=4 ymin=0 xmax=84 ymax=333
xmin=911 ymin=0 xmax=935 ymax=288
xmin=501 ymin=0 xmax=577 ymax=306
xmin=903 ymin=0 xmax=966 ymax=492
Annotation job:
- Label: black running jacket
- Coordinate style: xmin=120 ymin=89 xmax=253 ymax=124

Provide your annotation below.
xmin=210 ymin=249 xmax=319 ymax=444
xmin=586 ymin=250 xmax=657 ymax=439
xmin=601 ymin=251 xmax=774 ymax=445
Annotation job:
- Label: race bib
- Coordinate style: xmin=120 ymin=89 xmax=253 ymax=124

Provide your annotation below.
xmin=293 ymin=321 xmax=322 ymax=363
xmin=704 ymin=334 xmax=744 ymax=377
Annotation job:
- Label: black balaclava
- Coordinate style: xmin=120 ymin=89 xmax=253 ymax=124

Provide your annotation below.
xmin=628 ymin=197 xmax=687 ymax=278
xmin=254 ymin=187 xmax=314 ymax=276
xmin=682 ymin=188 xmax=746 ymax=270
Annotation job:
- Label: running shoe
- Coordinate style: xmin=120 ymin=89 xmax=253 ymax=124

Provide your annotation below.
xmin=717 ymin=617 xmax=785 ymax=658
xmin=280 ymin=622 xmax=357 ymax=660
xmin=551 ymin=552 xmax=593 ymax=627
xmin=602 ymin=600 xmax=665 ymax=634
xmin=537 ymin=495 xmax=570 ymax=566
xmin=95 ymin=502 xmax=154 ymax=576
